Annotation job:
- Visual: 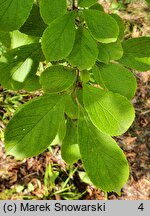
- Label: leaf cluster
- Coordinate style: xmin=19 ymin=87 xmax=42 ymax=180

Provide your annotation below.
xmin=0 ymin=0 xmax=150 ymax=194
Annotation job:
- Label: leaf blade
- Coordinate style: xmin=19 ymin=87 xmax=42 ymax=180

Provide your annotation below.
xmin=0 ymin=0 xmax=34 ymax=31
xmin=98 ymin=41 xmax=123 ymax=62
xmin=78 ymin=0 xmax=97 ymax=7
xmin=83 ymin=9 xmax=119 ymax=43
xmin=0 ymin=43 xmax=42 ymax=91
xmin=78 ymin=109 xmax=129 ymax=193
xmin=65 ymin=95 xmax=78 ymax=119
xmin=40 ymin=0 xmax=67 ymax=24
xmin=92 ymin=63 xmax=137 ymax=99
xmin=110 ymin=14 xmax=125 ymax=40
xmin=5 ymin=94 xmax=66 ymax=159
xmin=83 ymin=85 xmax=135 ymax=136
xmin=67 ymin=27 xmax=98 ymax=70
xmin=40 ymin=65 xmax=76 ymax=93
xmin=20 ymin=3 xmax=47 ymax=37
xmin=118 ymin=37 xmax=150 ymax=71
xmin=61 ymin=120 xmax=80 ymax=165
xmin=41 ymin=12 xmax=75 ymax=61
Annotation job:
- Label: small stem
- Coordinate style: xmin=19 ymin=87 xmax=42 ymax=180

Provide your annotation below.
xmin=76 ymin=69 xmax=80 ymax=83
xmin=72 ymin=0 xmax=77 ymax=10
xmin=72 ymin=0 xmax=75 ymax=9
xmin=73 ymin=69 xmax=80 ymax=106
xmin=104 ymin=192 xmax=108 ymax=200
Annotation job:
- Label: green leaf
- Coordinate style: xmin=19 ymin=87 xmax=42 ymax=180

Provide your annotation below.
xmin=121 ymin=37 xmax=150 ymax=57
xmin=92 ymin=63 xmax=137 ymax=99
xmin=0 ymin=0 xmax=34 ymax=31
xmin=61 ymin=120 xmax=80 ymax=165
xmin=50 ymin=116 xmax=66 ymax=146
xmin=5 ymin=94 xmax=66 ymax=159
xmin=10 ymin=30 xmax=39 ymax=49
xmin=0 ymin=43 xmax=42 ymax=91
xmin=118 ymin=37 xmax=150 ymax=71
xmin=67 ymin=27 xmax=98 ymax=70
xmin=40 ymin=0 xmax=67 ymax=24
xmin=96 ymin=45 xmax=109 ymax=64
xmin=97 ymin=41 xmax=123 ymax=63
xmin=40 ymin=65 xmax=76 ymax=93
xmin=0 ymin=30 xmax=39 ymax=56
xmin=21 ymin=75 xmax=41 ymax=92
xmin=20 ymin=4 xmax=47 ymax=37
xmin=90 ymin=3 xmax=104 ymax=11
xmin=78 ymin=109 xmax=129 ymax=193
xmin=78 ymin=171 xmax=93 ymax=185
xmin=58 ymin=117 xmax=66 ymax=142
xmin=76 ymin=89 xmax=84 ymax=106
xmin=83 ymin=85 xmax=135 ymax=136
xmin=110 ymin=14 xmax=125 ymax=40
xmin=145 ymin=0 xmax=150 ymax=4
xmin=44 ymin=163 xmax=59 ymax=192
xmin=80 ymin=70 xmax=90 ymax=84
xmin=0 ymin=32 xmax=11 ymax=50
xmin=42 ymin=12 xmax=75 ymax=61
xmin=65 ymin=95 xmax=78 ymax=119
xmin=78 ymin=0 xmax=97 ymax=7
xmin=83 ymin=9 xmax=119 ymax=43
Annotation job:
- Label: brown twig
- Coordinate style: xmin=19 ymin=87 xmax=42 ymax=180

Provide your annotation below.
xmin=73 ymin=69 xmax=80 ymax=106
xmin=72 ymin=0 xmax=77 ymax=10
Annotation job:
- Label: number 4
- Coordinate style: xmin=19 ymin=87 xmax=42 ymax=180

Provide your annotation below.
xmin=138 ymin=203 xmax=144 ymax=211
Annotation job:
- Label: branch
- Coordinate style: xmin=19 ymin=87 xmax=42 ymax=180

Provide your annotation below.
xmin=72 ymin=0 xmax=77 ymax=10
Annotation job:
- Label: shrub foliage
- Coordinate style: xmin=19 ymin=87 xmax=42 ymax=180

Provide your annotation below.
xmin=0 ymin=0 xmax=150 ymax=194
